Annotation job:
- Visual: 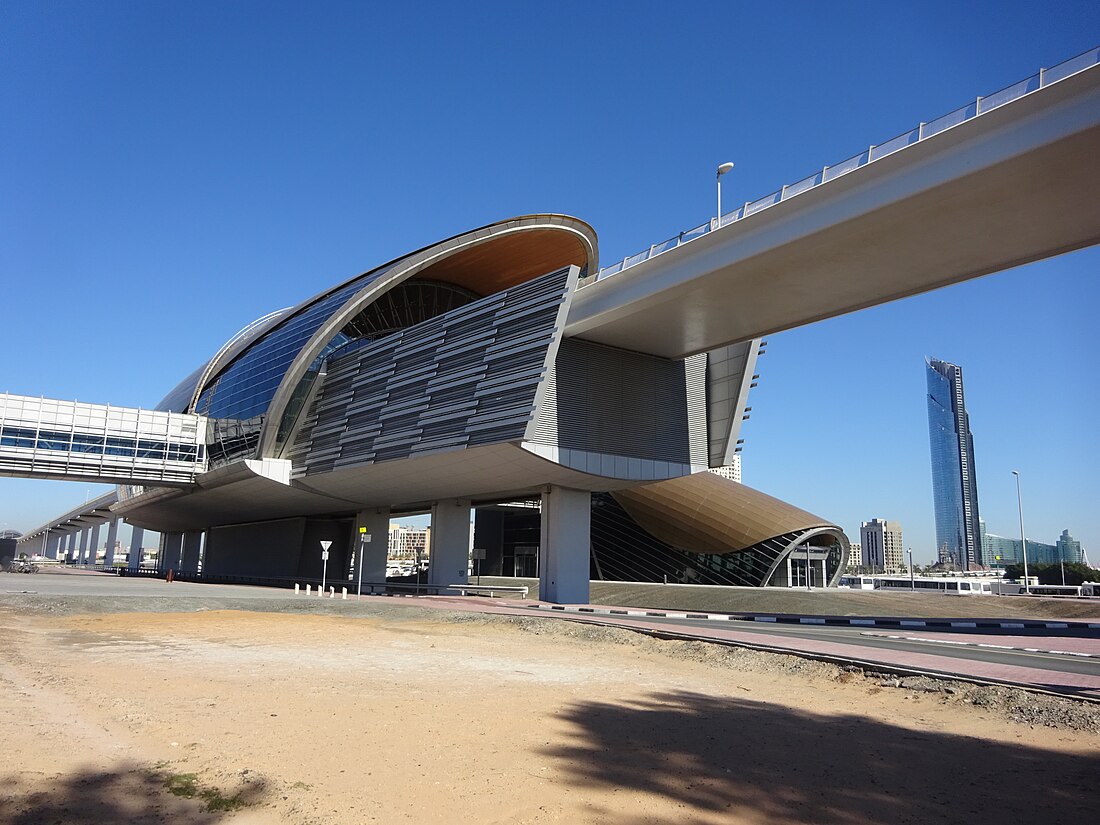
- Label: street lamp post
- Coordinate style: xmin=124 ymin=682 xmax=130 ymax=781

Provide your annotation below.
xmin=716 ymin=162 xmax=734 ymax=227
xmin=908 ymin=547 xmax=914 ymax=591
xmin=1012 ymin=471 xmax=1030 ymax=595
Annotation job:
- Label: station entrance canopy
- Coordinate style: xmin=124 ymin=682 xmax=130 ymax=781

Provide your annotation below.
xmin=0 ymin=393 xmax=206 ymax=486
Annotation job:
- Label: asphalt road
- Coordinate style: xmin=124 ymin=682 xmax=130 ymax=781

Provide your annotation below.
xmin=600 ymin=614 xmax=1100 ymax=679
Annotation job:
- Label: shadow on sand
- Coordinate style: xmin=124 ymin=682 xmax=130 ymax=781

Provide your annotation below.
xmin=542 ymin=690 xmax=1096 ymax=825
xmin=0 ymin=764 xmax=267 ymax=825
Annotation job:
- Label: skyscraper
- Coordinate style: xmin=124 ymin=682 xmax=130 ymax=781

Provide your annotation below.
xmin=926 ymin=357 xmax=983 ymax=568
xmin=1056 ymin=529 xmax=1084 ymax=565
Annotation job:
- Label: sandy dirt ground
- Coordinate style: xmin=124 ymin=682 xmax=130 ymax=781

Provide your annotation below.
xmin=0 ymin=606 xmax=1096 ymax=825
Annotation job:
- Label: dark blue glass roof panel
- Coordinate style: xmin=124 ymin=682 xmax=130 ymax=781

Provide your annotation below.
xmin=195 ymin=269 xmax=387 ymax=422
xmin=156 ymin=361 xmax=210 ymax=413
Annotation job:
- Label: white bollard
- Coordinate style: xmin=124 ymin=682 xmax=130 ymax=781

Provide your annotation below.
xmin=329 ymin=586 xmax=335 ymax=598
xmin=294 ymin=583 xmax=300 ymax=594
xmin=317 ymin=585 xmax=323 ymax=596
xmin=341 ymin=587 xmax=347 ymax=600
xmin=305 ymin=584 xmax=311 ymax=595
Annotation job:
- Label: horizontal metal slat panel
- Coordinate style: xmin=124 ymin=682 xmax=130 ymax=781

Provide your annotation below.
xmin=291 ymin=267 xmax=573 ymax=476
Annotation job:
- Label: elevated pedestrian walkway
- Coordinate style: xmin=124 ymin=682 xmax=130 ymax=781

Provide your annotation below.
xmin=568 ymin=47 xmax=1100 ymax=357
xmin=0 ymin=393 xmax=207 ymax=486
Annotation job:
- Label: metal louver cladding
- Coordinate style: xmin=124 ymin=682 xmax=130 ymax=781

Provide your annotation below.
xmin=705 ymin=339 xmax=760 ymax=467
xmin=286 ymin=265 xmax=578 ymax=478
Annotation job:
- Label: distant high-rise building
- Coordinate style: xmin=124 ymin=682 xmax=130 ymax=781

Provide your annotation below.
xmin=708 ymin=455 xmax=742 ymax=484
xmin=388 ymin=523 xmax=429 ymax=560
xmin=846 ymin=542 xmax=862 ymax=570
xmin=860 ymin=519 xmax=904 ymax=572
xmin=926 ymin=357 xmax=983 ymax=568
xmin=1056 ymin=529 xmax=1084 ymax=565
xmin=979 ymin=518 xmax=1060 ymax=567
xmin=979 ymin=519 xmax=1010 ymax=567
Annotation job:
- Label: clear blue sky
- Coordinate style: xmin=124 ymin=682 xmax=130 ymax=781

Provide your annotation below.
xmin=1 ymin=1 xmax=1097 ymax=562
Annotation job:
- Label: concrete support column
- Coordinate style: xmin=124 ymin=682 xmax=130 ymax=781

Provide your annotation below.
xmin=180 ymin=531 xmax=203 ymax=573
xmin=87 ymin=523 xmax=102 ymax=566
xmin=103 ymin=518 xmax=120 ymax=567
xmin=428 ymin=499 xmax=471 ymax=589
xmin=160 ymin=532 xmax=184 ymax=574
xmin=64 ymin=532 xmax=76 ymax=562
xmin=539 ymin=486 xmax=591 ymax=605
xmin=353 ymin=509 xmax=391 ymax=591
xmin=77 ymin=528 xmax=90 ymax=565
xmin=46 ymin=533 xmax=61 ymax=560
xmin=128 ymin=527 xmax=145 ymax=570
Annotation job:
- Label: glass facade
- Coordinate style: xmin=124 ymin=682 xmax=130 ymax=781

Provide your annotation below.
xmin=0 ymin=425 xmax=201 ymax=463
xmin=979 ymin=520 xmax=1085 ymax=567
xmin=926 ymin=357 xmax=982 ymax=567
xmin=155 ymin=309 xmax=291 ymax=414
xmin=156 ymin=361 xmax=211 ymax=414
xmin=190 ymin=269 xmax=394 ymax=465
xmin=1056 ymin=529 xmax=1084 ymax=565
xmin=341 ymin=279 xmax=478 ymax=340
xmin=195 ymin=271 xmax=388 ymax=422
xmin=271 ymin=280 xmax=480 ymax=455
xmin=145 ymin=217 xmax=594 ymax=470
xmin=0 ymin=393 xmax=205 ymax=487
xmin=192 ymin=273 xmax=484 ymax=466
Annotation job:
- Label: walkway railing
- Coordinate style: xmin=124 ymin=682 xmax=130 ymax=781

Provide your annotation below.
xmin=589 ymin=46 xmax=1100 ymax=284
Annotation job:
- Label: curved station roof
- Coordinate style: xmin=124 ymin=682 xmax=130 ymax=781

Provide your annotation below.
xmin=157 ymin=215 xmax=597 ymax=460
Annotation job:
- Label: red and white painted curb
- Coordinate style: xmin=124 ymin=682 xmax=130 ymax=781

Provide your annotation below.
xmin=523 ymin=602 xmax=1100 ymax=633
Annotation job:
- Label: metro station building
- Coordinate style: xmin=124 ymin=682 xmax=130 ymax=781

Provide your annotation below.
xmin=15 ymin=50 xmax=1100 ymax=599
xmin=14 ymin=215 xmax=848 ymax=599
